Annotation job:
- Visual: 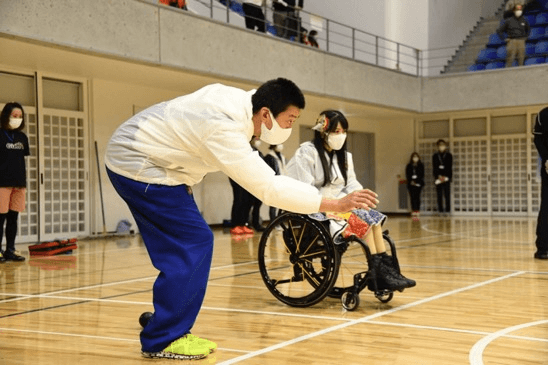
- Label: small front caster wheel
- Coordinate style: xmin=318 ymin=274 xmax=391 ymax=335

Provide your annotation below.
xmin=375 ymin=291 xmax=394 ymax=304
xmin=341 ymin=291 xmax=360 ymax=311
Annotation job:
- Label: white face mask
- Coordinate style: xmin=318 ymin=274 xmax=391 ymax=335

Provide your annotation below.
xmin=412 ymin=157 xmax=419 ymax=163
xmin=8 ymin=117 xmax=23 ymax=129
xmin=274 ymin=145 xmax=284 ymax=152
xmin=515 ymin=10 xmax=522 ymax=17
xmin=327 ymin=133 xmax=347 ymax=150
xmin=260 ymin=110 xmax=292 ymax=145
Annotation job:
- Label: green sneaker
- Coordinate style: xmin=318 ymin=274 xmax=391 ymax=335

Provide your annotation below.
xmin=142 ymin=335 xmax=209 ymax=360
xmin=187 ymin=334 xmax=217 ymax=353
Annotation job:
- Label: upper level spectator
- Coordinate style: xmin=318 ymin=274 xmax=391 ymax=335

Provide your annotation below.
xmin=160 ymin=0 xmax=187 ymax=10
xmin=497 ymin=3 xmax=530 ymax=67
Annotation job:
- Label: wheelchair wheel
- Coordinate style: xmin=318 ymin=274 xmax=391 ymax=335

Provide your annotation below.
xmin=258 ymin=213 xmax=339 ymax=307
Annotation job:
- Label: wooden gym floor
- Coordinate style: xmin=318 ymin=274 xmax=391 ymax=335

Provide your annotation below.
xmin=0 ymin=215 xmax=547 ymax=364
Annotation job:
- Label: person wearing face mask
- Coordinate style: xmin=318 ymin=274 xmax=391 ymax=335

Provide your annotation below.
xmin=497 ymin=4 xmax=530 ymax=67
xmin=286 ymin=110 xmax=415 ymax=293
xmin=0 ymin=102 xmax=29 ymax=262
xmin=105 ymin=79 xmax=378 ymax=360
xmin=405 ymin=152 xmax=424 ymax=220
xmin=432 ymin=139 xmax=453 ymax=216
xmin=264 ymin=143 xmax=287 ymax=222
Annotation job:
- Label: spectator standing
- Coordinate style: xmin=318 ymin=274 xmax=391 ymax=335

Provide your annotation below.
xmin=0 ymin=102 xmax=29 ymax=262
xmin=264 ymin=144 xmax=286 ymax=222
xmin=242 ymin=0 xmax=272 ymax=33
xmin=283 ymin=0 xmax=304 ymax=40
xmin=272 ymin=0 xmax=292 ymax=38
xmin=432 ymin=139 xmax=453 ymax=216
xmin=229 ymin=178 xmax=254 ymax=235
xmin=405 ymin=152 xmax=424 ymax=220
xmin=533 ymin=107 xmax=548 ymax=260
xmin=497 ymin=4 xmax=530 ymax=67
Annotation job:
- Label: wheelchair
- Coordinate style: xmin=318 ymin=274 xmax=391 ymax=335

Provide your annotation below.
xmin=258 ymin=212 xmax=402 ymax=311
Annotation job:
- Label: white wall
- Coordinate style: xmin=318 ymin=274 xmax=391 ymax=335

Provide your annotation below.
xmin=427 ymin=0 xmax=503 ymax=49
xmin=304 ymin=0 xmax=502 ymax=50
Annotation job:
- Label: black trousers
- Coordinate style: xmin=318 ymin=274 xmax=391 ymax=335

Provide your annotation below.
xmin=536 ymin=164 xmax=548 ymax=253
xmin=407 ymin=185 xmax=422 ymax=212
xmin=242 ymin=3 xmax=266 ymax=32
xmin=229 ymin=179 xmax=252 ymax=227
xmin=436 ymin=182 xmax=451 ymax=213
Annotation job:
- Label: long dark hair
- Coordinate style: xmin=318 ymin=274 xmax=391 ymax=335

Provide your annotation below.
xmin=312 ymin=110 xmax=349 ymax=187
xmin=0 ymin=102 xmax=25 ymax=131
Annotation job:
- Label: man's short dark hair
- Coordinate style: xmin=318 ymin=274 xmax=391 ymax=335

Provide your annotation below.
xmin=252 ymin=78 xmax=305 ymax=117
xmin=436 ymin=139 xmax=446 ymax=146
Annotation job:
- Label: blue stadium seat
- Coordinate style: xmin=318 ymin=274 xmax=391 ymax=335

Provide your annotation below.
xmin=477 ymin=48 xmax=498 ymax=62
xmin=267 ymin=24 xmax=277 ymax=36
xmin=535 ymin=40 xmax=548 ymax=54
xmin=536 ymin=12 xmax=548 ymax=25
xmin=229 ymin=2 xmax=244 ymax=16
xmin=527 ymin=42 xmax=537 ymax=55
xmin=530 ymin=26 xmax=547 ymax=40
xmin=487 ymin=33 xmax=506 ymax=47
xmin=468 ymin=64 xmax=486 ymax=72
xmin=485 ymin=61 xmax=505 ymax=70
xmin=526 ymin=15 xmax=537 ymax=26
xmin=525 ymin=56 xmax=546 ymax=65
xmin=496 ymin=45 xmax=507 ymax=59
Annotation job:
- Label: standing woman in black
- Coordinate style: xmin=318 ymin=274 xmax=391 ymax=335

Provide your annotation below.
xmin=432 ymin=139 xmax=453 ymax=215
xmin=0 ymin=102 xmax=29 ymax=262
xmin=406 ymin=152 xmax=424 ymax=220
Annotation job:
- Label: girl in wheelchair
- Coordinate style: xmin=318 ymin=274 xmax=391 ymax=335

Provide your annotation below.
xmin=286 ymin=110 xmax=415 ymax=292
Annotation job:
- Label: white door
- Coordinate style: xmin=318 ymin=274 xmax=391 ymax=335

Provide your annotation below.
xmin=0 ymin=70 xmax=89 ymax=243
xmin=37 ymin=74 xmax=90 ymax=241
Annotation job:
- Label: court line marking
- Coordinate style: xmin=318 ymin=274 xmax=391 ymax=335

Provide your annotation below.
xmin=366 ymin=320 xmax=548 ymax=343
xmin=0 ymin=327 xmax=250 ymax=354
xmin=217 ymin=271 xmax=525 ymax=365
xmin=469 ymin=319 xmax=548 ymax=365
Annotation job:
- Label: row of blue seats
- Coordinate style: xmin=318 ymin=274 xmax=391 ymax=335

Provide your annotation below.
xmin=488 ymin=26 xmax=548 ymax=46
xmin=478 ymin=41 xmax=548 ymax=62
xmin=522 ymin=12 xmax=548 ymax=26
xmin=469 ymin=56 xmax=548 ymax=71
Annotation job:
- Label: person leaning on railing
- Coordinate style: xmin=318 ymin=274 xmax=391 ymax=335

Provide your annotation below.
xmin=159 ymin=0 xmax=187 ymax=10
xmin=497 ymin=3 xmax=530 ymax=67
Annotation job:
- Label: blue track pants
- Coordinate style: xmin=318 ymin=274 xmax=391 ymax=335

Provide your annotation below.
xmin=107 ymin=169 xmax=214 ymax=352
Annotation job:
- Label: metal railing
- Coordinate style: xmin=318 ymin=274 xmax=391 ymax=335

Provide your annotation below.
xmin=152 ymin=0 xmax=464 ymax=77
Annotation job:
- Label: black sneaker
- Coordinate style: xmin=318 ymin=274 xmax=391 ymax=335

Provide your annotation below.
xmin=0 ymin=252 xmax=5 ymax=263
xmin=534 ymin=251 xmax=548 ymax=260
xmin=4 ymin=250 xmax=25 ymax=262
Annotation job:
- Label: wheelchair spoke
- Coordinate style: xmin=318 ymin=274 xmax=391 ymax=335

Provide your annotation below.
xmin=298 ymin=262 xmax=320 ymax=286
